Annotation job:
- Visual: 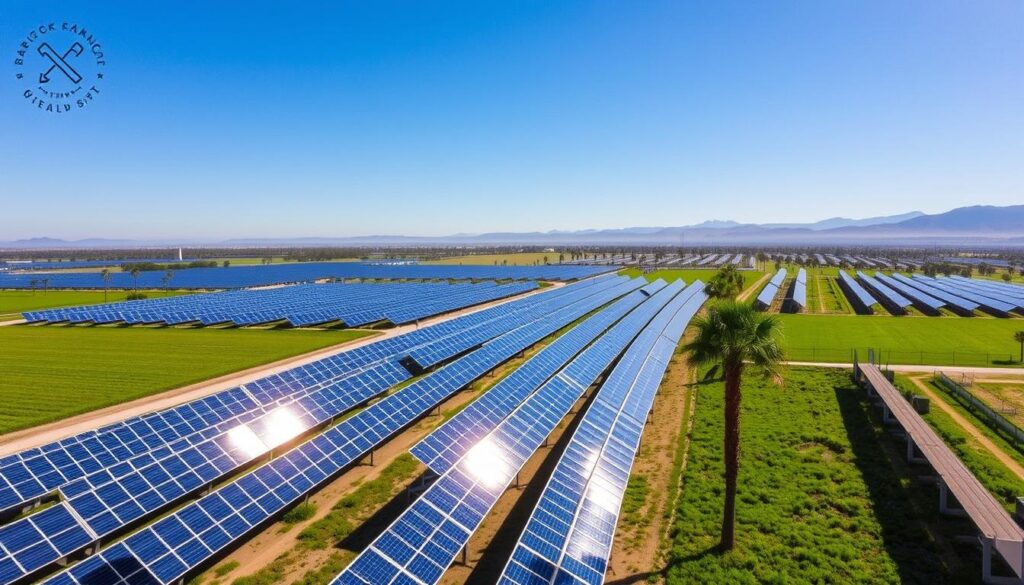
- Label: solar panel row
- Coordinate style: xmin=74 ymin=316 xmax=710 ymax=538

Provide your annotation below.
xmin=411 ymin=280 xmax=664 ymax=475
xmin=856 ymin=272 xmax=912 ymax=311
xmin=498 ymin=284 xmax=708 ymax=585
xmin=333 ymin=280 xmax=699 ymax=585
xmin=917 ymin=276 xmax=1015 ymax=315
xmin=37 ymin=276 xmax=640 ymax=585
xmin=23 ymin=281 xmax=537 ymax=327
xmin=0 ymin=263 xmax=613 ymax=290
xmin=893 ymin=273 xmax=979 ymax=313
xmin=0 ymin=277 xmax=624 ymax=519
xmin=791 ymin=268 xmax=807 ymax=309
xmin=755 ymin=268 xmax=787 ymax=308
xmin=837 ymin=270 xmax=878 ymax=310
xmin=875 ymin=272 xmax=944 ymax=311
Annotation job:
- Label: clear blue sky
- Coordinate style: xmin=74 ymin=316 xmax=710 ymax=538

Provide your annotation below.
xmin=2 ymin=1 xmax=1021 ymax=240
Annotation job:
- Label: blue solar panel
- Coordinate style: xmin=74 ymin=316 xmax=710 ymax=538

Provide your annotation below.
xmin=919 ymin=276 xmax=1015 ymax=314
xmin=894 ymin=273 xmax=979 ymax=312
xmin=411 ymin=279 xmax=658 ymax=474
xmin=856 ymin=271 xmax=912 ymax=309
xmin=790 ymin=268 xmax=807 ymax=309
xmin=0 ymin=276 xmax=627 ymax=519
xmin=497 ymin=288 xmax=708 ymax=585
xmin=755 ymin=268 xmax=787 ymax=308
xmin=333 ymin=281 xmax=704 ymax=585
xmin=939 ymin=277 xmax=1023 ymax=311
xmin=875 ymin=273 xmax=944 ymax=310
xmin=1 ymin=263 xmax=614 ymax=291
xmin=37 ymin=276 xmax=638 ymax=585
xmin=838 ymin=270 xmax=878 ymax=309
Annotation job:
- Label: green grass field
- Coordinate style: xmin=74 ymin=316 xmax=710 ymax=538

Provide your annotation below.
xmin=667 ymin=367 xmax=957 ymax=584
xmin=0 ymin=290 xmax=188 ymax=320
xmin=776 ymin=314 xmax=1024 ymax=366
xmin=0 ymin=327 xmax=376 ymax=434
xmin=620 ymin=268 xmax=765 ymax=290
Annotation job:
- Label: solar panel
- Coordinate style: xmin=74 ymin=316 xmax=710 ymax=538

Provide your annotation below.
xmin=411 ymin=280 xmax=659 ymax=474
xmin=894 ymin=273 xmax=979 ymax=312
xmin=921 ymin=277 xmax=1015 ymax=314
xmin=856 ymin=271 xmax=912 ymax=309
xmin=497 ymin=288 xmax=707 ymax=585
xmin=2 ymin=263 xmax=616 ymax=291
xmin=874 ymin=272 xmax=944 ymax=311
xmin=37 ymin=276 xmax=640 ymax=585
xmin=333 ymin=281 xmax=703 ymax=585
xmin=837 ymin=270 xmax=878 ymax=309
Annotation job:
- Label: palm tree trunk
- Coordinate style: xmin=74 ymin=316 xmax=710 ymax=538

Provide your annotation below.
xmin=721 ymin=358 xmax=743 ymax=551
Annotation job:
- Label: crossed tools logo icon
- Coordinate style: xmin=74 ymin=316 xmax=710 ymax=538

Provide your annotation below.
xmin=13 ymin=22 xmax=106 ymax=114
xmin=37 ymin=41 xmax=84 ymax=84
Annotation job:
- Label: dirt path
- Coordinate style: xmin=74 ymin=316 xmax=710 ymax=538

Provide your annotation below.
xmin=0 ymin=284 xmax=560 ymax=456
xmin=605 ymin=347 xmax=693 ymax=583
xmin=737 ymin=272 xmax=771 ymax=303
xmin=0 ymin=319 xmax=25 ymax=327
xmin=906 ymin=375 xmax=1024 ymax=481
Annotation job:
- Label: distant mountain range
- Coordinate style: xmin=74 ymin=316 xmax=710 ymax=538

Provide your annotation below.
xmin=3 ymin=205 xmax=1023 ymax=249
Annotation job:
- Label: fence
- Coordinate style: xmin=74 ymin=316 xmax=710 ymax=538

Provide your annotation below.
xmin=933 ymin=372 xmax=1024 ymax=452
xmin=786 ymin=347 xmax=1017 ymax=368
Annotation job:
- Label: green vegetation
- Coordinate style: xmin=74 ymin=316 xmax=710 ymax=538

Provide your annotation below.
xmin=0 ymin=327 xmax=375 ymax=434
xmin=282 ymin=502 xmax=318 ymax=525
xmin=620 ymin=268 xmax=764 ymax=291
xmin=895 ymin=375 xmax=1024 ymax=509
xmin=233 ymin=454 xmax=421 ymax=585
xmin=776 ymin=314 xmax=1024 ymax=366
xmin=214 ymin=561 xmax=240 ymax=578
xmin=682 ymin=301 xmax=784 ymax=549
xmin=667 ymin=367 xmax=952 ymax=584
xmin=0 ymin=290 xmax=187 ymax=320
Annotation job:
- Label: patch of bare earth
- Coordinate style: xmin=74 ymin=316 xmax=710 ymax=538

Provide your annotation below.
xmin=605 ymin=336 xmax=695 ymax=585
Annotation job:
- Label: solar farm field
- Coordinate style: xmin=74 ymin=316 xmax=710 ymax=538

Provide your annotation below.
xmin=0 ymin=327 xmax=376 ymax=434
xmin=776 ymin=314 xmax=1024 ymax=366
xmin=426 ymin=252 xmax=571 ymax=265
xmin=620 ymin=267 xmax=765 ymax=291
xmin=667 ymin=367 xmax=974 ymax=583
xmin=0 ymin=290 xmax=187 ymax=320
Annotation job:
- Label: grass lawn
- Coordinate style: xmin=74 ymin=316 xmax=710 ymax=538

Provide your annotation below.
xmin=775 ymin=314 xmax=1024 ymax=366
xmin=667 ymin=367 xmax=956 ymax=584
xmin=0 ymin=327 xmax=376 ymax=434
xmin=0 ymin=290 xmax=188 ymax=320
xmin=427 ymin=252 xmax=570 ymax=266
xmin=619 ymin=268 xmax=765 ymax=290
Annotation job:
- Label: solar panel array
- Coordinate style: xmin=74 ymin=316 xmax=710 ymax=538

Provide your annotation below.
xmin=23 ymin=281 xmax=536 ymax=327
xmin=875 ymin=272 xmax=944 ymax=311
xmin=892 ymin=273 xmax=979 ymax=313
xmin=856 ymin=271 xmax=911 ymax=311
xmin=837 ymin=270 xmax=878 ymax=310
xmin=755 ymin=268 xmax=787 ymax=308
xmin=0 ymin=263 xmax=613 ymax=290
xmin=333 ymin=280 xmax=705 ymax=585
xmin=34 ymin=277 xmax=641 ymax=585
xmin=0 ymin=276 xmax=623 ymax=518
xmin=498 ymin=284 xmax=707 ymax=585
xmin=923 ymin=276 xmax=1017 ymax=315
xmin=410 ymin=281 xmax=667 ymax=475
xmin=949 ymin=276 xmax=1024 ymax=310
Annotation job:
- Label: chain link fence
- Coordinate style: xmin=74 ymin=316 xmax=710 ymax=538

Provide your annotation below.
xmin=787 ymin=347 xmax=1018 ymax=368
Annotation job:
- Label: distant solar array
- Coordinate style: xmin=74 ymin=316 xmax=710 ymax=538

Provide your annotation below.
xmin=23 ymin=281 xmax=537 ymax=327
xmin=0 ymin=263 xmax=613 ymax=290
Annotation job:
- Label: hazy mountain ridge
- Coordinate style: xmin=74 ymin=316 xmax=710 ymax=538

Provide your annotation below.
xmin=3 ymin=205 xmax=1021 ymax=249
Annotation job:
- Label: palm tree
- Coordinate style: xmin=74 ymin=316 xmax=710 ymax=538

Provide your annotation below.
xmin=130 ymin=267 xmax=141 ymax=291
xmin=683 ymin=301 xmax=784 ymax=551
xmin=162 ymin=270 xmax=174 ymax=289
xmin=1015 ymin=331 xmax=1024 ymax=363
xmin=706 ymin=265 xmax=745 ymax=299
xmin=100 ymin=268 xmax=112 ymax=301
